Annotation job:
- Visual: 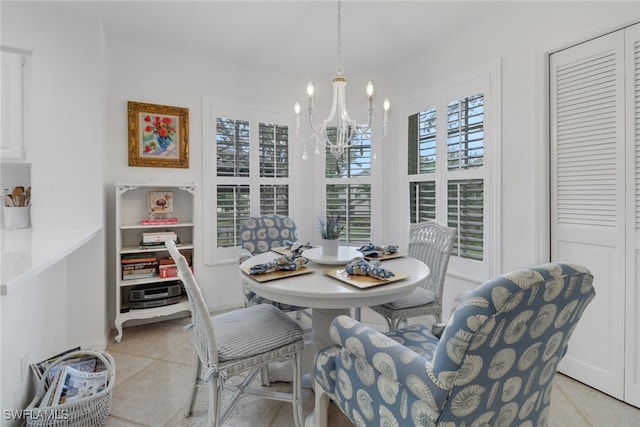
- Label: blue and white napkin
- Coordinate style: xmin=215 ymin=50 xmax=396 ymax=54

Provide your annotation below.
xmin=345 ymin=257 xmax=395 ymax=280
xmin=249 ymin=254 xmax=308 ymax=275
xmin=357 ymin=243 xmax=399 ymax=258
xmin=282 ymin=240 xmax=313 ymax=256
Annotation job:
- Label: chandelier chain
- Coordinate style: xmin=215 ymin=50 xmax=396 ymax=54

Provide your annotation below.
xmin=336 ymin=0 xmax=343 ymax=75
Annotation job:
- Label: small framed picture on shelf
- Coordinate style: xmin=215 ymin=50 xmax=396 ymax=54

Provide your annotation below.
xmin=148 ymin=191 xmax=173 ymax=215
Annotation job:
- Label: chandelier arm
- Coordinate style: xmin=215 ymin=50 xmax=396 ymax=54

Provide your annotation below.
xmin=368 ymin=124 xmax=389 ymax=142
xmin=295 ymin=122 xmax=317 ymax=144
xmin=325 ymin=79 xmax=340 ymax=123
xmin=308 ymin=113 xmax=331 ymax=138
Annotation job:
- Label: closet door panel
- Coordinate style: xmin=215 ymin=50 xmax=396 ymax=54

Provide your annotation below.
xmin=550 ymin=30 xmax=626 ymax=400
xmin=625 ymin=22 xmax=640 ymax=408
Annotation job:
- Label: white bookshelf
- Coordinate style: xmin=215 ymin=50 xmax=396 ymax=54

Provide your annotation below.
xmin=114 ymin=183 xmax=195 ymax=342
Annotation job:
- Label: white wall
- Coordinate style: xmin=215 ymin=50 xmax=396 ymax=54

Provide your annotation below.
xmin=1 ymin=3 xmax=106 ymax=230
xmin=1 ymin=261 xmax=67 ymax=420
xmin=381 ymin=1 xmax=640 ymax=314
xmin=1 ymin=3 xmax=107 ymax=423
xmin=104 ymin=40 xmax=380 ymax=319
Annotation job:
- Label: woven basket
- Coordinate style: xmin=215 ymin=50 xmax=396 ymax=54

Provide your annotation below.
xmin=25 ymin=350 xmax=115 ymax=427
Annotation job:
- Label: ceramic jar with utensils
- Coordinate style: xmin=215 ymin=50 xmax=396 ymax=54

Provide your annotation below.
xmin=3 ymin=186 xmax=31 ymax=229
xmin=4 ymin=186 xmax=30 ymax=207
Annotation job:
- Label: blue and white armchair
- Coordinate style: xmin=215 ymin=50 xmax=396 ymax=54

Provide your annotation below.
xmin=308 ymin=262 xmax=595 ymax=427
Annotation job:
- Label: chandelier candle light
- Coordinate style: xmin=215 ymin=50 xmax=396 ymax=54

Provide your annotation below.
xmin=294 ymin=0 xmax=390 ymax=158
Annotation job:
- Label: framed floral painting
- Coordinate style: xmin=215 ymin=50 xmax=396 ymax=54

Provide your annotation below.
xmin=128 ymin=101 xmax=189 ymax=168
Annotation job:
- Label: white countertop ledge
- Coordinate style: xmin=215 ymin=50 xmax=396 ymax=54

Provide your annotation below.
xmin=1 ymin=227 xmax=101 ymax=295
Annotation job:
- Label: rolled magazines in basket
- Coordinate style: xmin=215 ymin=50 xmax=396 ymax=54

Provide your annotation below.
xmin=25 ymin=350 xmax=116 ymax=427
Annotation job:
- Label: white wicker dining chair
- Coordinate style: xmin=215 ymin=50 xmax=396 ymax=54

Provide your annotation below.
xmin=370 ymin=220 xmax=455 ymax=330
xmin=165 ymin=240 xmax=304 ymax=427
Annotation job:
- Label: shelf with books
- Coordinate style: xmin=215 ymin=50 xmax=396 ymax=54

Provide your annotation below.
xmin=114 ymin=183 xmax=195 ymax=342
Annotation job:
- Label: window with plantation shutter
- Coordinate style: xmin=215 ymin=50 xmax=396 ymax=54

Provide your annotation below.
xmin=216 ymin=184 xmax=250 ymax=248
xmin=205 ymin=103 xmax=292 ymax=262
xmin=326 ymin=183 xmax=371 ymax=241
xmin=407 ymin=73 xmax=493 ymax=273
xmin=409 ymin=181 xmax=436 ymax=223
xmin=259 ymin=123 xmax=289 ymax=178
xmin=217 ymin=117 xmax=249 ymax=177
xmin=408 ymin=108 xmax=436 ymax=175
xmin=323 ymin=128 xmax=372 ymax=242
xmin=447 ymin=94 xmax=484 ymax=170
xmin=448 ymin=179 xmax=483 ymax=260
xmin=260 ymin=184 xmax=289 ymax=215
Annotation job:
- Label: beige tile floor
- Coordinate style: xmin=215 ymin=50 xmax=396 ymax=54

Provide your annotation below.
xmin=105 ymin=308 xmax=640 ymax=427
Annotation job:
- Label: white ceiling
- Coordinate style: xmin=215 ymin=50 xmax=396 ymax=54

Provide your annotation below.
xmin=34 ymin=1 xmax=511 ymax=76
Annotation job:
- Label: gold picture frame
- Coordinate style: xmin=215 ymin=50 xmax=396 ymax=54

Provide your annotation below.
xmin=128 ymin=101 xmax=189 ymax=168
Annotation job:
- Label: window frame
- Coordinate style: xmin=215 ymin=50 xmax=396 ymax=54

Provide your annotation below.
xmin=203 ymin=100 xmax=294 ymax=264
xmin=406 ymin=70 xmax=501 ymax=281
xmin=316 ymin=121 xmax=383 ymax=246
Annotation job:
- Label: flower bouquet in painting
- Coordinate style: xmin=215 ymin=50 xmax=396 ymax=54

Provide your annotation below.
xmin=143 ymin=115 xmax=177 ymax=155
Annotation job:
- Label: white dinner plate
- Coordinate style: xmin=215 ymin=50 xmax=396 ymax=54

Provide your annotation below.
xmin=302 ymin=246 xmax=363 ymax=265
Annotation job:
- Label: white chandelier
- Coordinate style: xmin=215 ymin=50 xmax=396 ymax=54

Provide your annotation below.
xmin=294 ymin=0 xmax=390 ymax=158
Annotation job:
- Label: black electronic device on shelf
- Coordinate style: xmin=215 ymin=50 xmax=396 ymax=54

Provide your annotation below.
xmin=128 ymin=281 xmax=184 ymax=309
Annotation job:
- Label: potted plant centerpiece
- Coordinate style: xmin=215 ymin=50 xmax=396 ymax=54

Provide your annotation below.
xmin=318 ymin=214 xmax=344 ymax=255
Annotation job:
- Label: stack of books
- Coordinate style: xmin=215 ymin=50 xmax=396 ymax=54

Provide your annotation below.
xmin=158 ymin=255 xmax=192 ymax=278
xmin=121 ymin=253 xmax=158 ymax=280
xmin=139 ymin=230 xmax=179 ymax=249
xmin=141 ymin=217 xmax=178 ymax=225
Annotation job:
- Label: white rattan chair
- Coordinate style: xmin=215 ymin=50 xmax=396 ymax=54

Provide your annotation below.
xmin=166 ymin=240 xmax=304 ymax=427
xmin=370 ymin=220 xmax=455 ymax=330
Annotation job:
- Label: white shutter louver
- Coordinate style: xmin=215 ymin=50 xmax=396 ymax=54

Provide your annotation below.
xmin=554 ymin=50 xmax=618 ymax=227
xmin=216 ymin=184 xmax=250 ymax=248
xmin=260 ymin=184 xmax=289 ymax=216
xmin=259 ymin=123 xmax=289 ymax=178
xmin=217 ymin=117 xmax=250 ymax=177
xmin=326 ymin=184 xmax=371 ymax=241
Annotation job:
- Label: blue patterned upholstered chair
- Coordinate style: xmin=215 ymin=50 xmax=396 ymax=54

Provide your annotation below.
xmin=238 ymin=214 xmax=308 ymax=314
xmin=166 ymin=240 xmax=304 ymax=427
xmin=370 ymin=220 xmax=455 ymax=330
xmin=308 ymin=262 xmax=595 ymax=427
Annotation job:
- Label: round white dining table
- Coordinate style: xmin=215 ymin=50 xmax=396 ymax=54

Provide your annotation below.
xmin=238 ymin=249 xmax=431 ymax=360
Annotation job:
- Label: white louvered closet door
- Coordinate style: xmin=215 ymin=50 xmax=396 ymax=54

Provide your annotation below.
xmin=550 ymin=23 xmax=640 ymax=407
xmin=624 ymin=23 xmax=640 ymax=408
xmin=550 ymin=30 xmax=626 ymax=400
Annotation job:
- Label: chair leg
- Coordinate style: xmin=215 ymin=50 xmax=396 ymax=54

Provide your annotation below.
xmin=354 ymin=307 xmax=361 ymax=321
xmin=385 ymin=317 xmax=397 ymax=331
xmin=208 ymin=375 xmax=222 ymax=427
xmin=305 ymin=379 xmax=329 ymax=427
xmin=184 ymin=352 xmax=200 ymax=418
xmin=296 ymin=310 xmax=302 ymax=320
xmin=261 ymin=364 xmax=270 ymax=386
xmin=292 ymin=352 xmax=303 ymax=427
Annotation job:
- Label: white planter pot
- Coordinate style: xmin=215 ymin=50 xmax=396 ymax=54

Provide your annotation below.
xmin=321 ymin=239 xmax=339 ymax=256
